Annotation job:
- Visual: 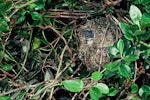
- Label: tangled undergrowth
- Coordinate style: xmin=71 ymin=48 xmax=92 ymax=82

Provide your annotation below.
xmin=0 ymin=0 xmax=150 ymax=100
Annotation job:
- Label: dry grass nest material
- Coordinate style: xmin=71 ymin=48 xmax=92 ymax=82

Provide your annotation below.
xmin=78 ymin=16 xmax=121 ymax=71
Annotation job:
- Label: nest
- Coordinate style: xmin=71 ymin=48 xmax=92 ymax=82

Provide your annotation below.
xmin=78 ymin=16 xmax=121 ymax=71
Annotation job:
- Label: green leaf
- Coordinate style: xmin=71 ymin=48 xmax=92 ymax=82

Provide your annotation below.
xmin=62 ymin=80 xmax=84 ymax=92
xmin=134 ymin=0 xmax=150 ymax=5
xmin=91 ymin=71 xmax=103 ymax=81
xmin=141 ymin=13 xmax=150 ymax=28
xmin=35 ymin=1 xmax=45 ymax=10
xmin=124 ymin=54 xmax=139 ymax=63
xmin=16 ymin=90 xmax=26 ymax=100
xmin=119 ymin=64 xmax=131 ymax=78
xmin=146 ymin=5 xmax=150 ymax=13
xmin=104 ymin=70 xmax=116 ymax=77
xmin=147 ymin=49 xmax=150 ymax=56
xmin=118 ymin=21 xmax=131 ymax=34
xmin=139 ymin=85 xmax=150 ymax=98
xmin=28 ymin=3 xmax=37 ymax=10
xmin=16 ymin=16 xmax=26 ymax=24
xmin=117 ymin=39 xmax=124 ymax=55
xmin=95 ymin=83 xmax=109 ymax=94
xmin=0 ymin=63 xmax=13 ymax=71
xmin=108 ymin=46 xmax=119 ymax=57
xmin=141 ymin=0 xmax=150 ymax=5
xmin=134 ymin=30 xmax=146 ymax=36
xmin=124 ymin=33 xmax=134 ymax=41
xmin=0 ymin=96 xmax=11 ymax=100
xmin=129 ymin=97 xmax=141 ymax=100
xmin=31 ymin=12 xmax=42 ymax=21
xmin=108 ymin=88 xmax=119 ymax=96
xmin=131 ymin=83 xmax=138 ymax=94
xmin=32 ymin=37 xmax=41 ymax=50
xmin=0 ymin=1 xmax=12 ymax=15
xmin=89 ymin=87 xmax=102 ymax=100
xmin=0 ymin=18 xmax=10 ymax=32
xmin=129 ymin=5 xmax=142 ymax=28
xmin=104 ymin=60 xmax=121 ymax=71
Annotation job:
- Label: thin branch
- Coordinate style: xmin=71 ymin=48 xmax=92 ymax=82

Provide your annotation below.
xmin=98 ymin=19 xmax=110 ymax=71
xmin=133 ymin=61 xmax=138 ymax=83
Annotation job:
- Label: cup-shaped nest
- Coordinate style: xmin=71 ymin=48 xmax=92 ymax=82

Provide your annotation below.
xmin=78 ymin=17 xmax=120 ymax=71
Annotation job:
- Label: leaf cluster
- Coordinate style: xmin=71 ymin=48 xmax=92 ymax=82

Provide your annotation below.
xmin=0 ymin=0 xmax=150 ymax=100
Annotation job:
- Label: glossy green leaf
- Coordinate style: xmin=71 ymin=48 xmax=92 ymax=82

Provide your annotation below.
xmin=28 ymin=3 xmax=37 ymax=10
xmin=117 ymin=39 xmax=124 ymax=55
xmin=20 ymin=9 xmax=26 ymax=16
xmin=134 ymin=0 xmax=150 ymax=5
xmin=147 ymin=49 xmax=150 ymax=56
xmin=124 ymin=54 xmax=139 ymax=63
xmin=0 ymin=96 xmax=11 ymax=100
xmin=95 ymin=83 xmax=109 ymax=94
xmin=141 ymin=13 xmax=150 ymax=28
xmin=139 ymin=85 xmax=150 ymax=98
xmin=0 ymin=18 xmax=9 ymax=32
xmin=31 ymin=12 xmax=42 ymax=21
xmin=35 ymin=1 xmax=45 ymax=10
xmin=129 ymin=5 xmax=142 ymax=28
xmin=108 ymin=88 xmax=119 ymax=96
xmin=108 ymin=46 xmax=119 ymax=57
xmin=33 ymin=37 xmax=41 ymax=50
xmin=124 ymin=46 xmax=134 ymax=56
xmin=90 ymin=87 xmax=102 ymax=100
xmin=124 ymin=33 xmax=134 ymax=41
xmin=0 ymin=63 xmax=13 ymax=71
xmin=129 ymin=97 xmax=141 ymax=100
xmin=131 ymin=83 xmax=138 ymax=94
xmin=118 ymin=21 xmax=131 ymax=34
xmin=141 ymin=0 xmax=150 ymax=5
xmin=104 ymin=60 xmax=121 ymax=71
xmin=62 ymin=80 xmax=84 ymax=92
xmin=134 ymin=30 xmax=146 ymax=36
xmin=104 ymin=70 xmax=116 ymax=77
xmin=134 ymin=0 xmax=141 ymax=4
xmin=91 ymin=71 xmax=103 ymax=81
xmin=136 ymin=31 xmax=150 ymax=41
xmin=16 ymin=16 xmax=26 ymax=24
xmin=123 ymin=38 xmax=132 ymax=50
xmin=119 ymin=64 xmax=131 ymax=78
xmin=0 ymin=1 xmax=12 ymax=15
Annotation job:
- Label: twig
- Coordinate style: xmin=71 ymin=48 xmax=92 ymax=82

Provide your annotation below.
xmin=71 ymin=93 xmax=77 ymax=100
xmin=45 ymin=9 xmax=93 ymax=19
xmin=83 ymin=91 xmax=89 ymax=100
xmin=42 ymin=38 xmax=60 ymax=73
xmin=98 ymin=18 xmax=110 ymax=71
xmin=8 ymin=0 xmax=38 ymax=19
xmin=48 ymin=21 xmax=75 ymax=99
xmin=49 ymin=44 xmax=68 ymax=99
xmin=117 ymin=89 xmax=126 ymax=100
xmin=133 ymin=61 xmax=138 ymax=83
xmin=0 ymin=81 xmax=45 ymax=96
xmin=0 ymin=31 xmax=12 ymax=63
xmin=15 ymin=22 xmax=33 ymax=78
xmin=38 ymin=25 xmax=74 ymax=61
xmin=0 ymin=86 xmax=26 ymax=96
